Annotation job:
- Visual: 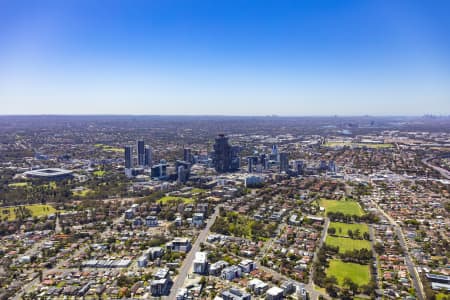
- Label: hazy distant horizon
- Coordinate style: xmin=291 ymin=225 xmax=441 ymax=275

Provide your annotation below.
xmin=0 ymin=113 xmax=448 ymax=118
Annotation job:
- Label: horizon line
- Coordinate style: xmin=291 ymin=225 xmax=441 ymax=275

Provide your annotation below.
xmin=0 ymin=114 xmax=449 ymax=118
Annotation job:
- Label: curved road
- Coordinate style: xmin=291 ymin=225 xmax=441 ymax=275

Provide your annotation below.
xmin=422 ymin=157 xmax=450 ymax=180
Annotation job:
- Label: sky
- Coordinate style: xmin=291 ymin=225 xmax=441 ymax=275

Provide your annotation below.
xmin=0 ymin=0 xmax=450 ymax=116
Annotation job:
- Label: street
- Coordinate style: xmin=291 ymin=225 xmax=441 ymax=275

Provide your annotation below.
xmin=166 ymin=204 xmax=222 ymax=299
xmin=370 ymin=199 xmax=425 ymax=300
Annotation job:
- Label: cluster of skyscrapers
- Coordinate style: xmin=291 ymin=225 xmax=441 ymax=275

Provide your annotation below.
xmin=246 ymin=144 xmax=290 ymax=174
xmin=124 ymin=139 xmax=192 ymax=183
xmin=124 ymin=135 xmax=336 ymax=181
xmin=124 ymin=139 xmax=152 ymax=177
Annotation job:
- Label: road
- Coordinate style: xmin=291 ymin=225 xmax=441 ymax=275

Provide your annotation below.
xmin=422 ymin=157 xmax=450 ymax=180
xmin=368 ymin=225 xmax=381 ymax=291
xmin=167 ymin=204 xmax=222 ymax=299
xmin=308 ymin=217 xmax=329 ymax=286
xmin=370 ymin=200 xmax=425 ymax=300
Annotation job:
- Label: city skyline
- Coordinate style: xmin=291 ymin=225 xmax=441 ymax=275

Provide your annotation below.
xmin=1 ymin=0 xmax=450 ymax=115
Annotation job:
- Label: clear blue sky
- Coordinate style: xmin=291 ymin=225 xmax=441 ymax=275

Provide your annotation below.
xmin=1 ymin=0 xmax=449 ymax=115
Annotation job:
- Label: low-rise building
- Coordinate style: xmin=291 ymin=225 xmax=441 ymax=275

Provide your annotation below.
xmin=150 ymin=268 xmax=171 ymax=296
xmin=239 ymin=259 xmax=257 ymax=273
xmin=248 ymin=278 xmax=269 ymax=295
xmin=221 ymin=265 xmax=242 ymax=281
xmin=166 ymin=237 xmax=192 ymax=252
xmin=209 ymin=260 xmax=229 ymax=276
xmin=145 ymin=216 xmax=158 ymax=227
xmin=221 ymin=288 xmax=251 ymax=300
xmin=193 ymin=251 xmax=208 ymax=274
xmin=266 ymin=286 xmax=284 ymax=300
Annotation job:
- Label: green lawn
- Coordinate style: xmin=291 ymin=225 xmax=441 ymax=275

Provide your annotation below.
xmin=93 ymin=170 xmax=106 ymax=177
xmin=72 ymin=188 xmax=93 ymax=197
xmin=157 ymin=196 xmax=194 ymax=205
xmin=329 ymin=222 xmax=369 ymax=238
xmin=326 ymin=259 xmax=371 ymax=286
xmin=436 ymin=293 xmax=449 ymax=300
xmin=319 ymin=199 xmax=364 ymax=216
xmin=27 ymin=204 xmax=57 ymax=217
xmin=325 ymin=236 xmax=371 ymax=253
xmin=95 ymin=144 xmax=124 ymax=153
xmin=8 ymin=182 xmax=31 ymax=188
xmin=1 ymin=204 xmax=58 ymax=221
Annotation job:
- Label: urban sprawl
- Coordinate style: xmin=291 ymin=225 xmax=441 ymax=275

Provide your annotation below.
xmin=0 ymin=116 xmax=449 ymax=300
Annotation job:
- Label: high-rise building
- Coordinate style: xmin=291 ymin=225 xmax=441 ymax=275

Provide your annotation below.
xmin=151 ymin=164 xmax=167 ymax=179
xmin=177 ymin=165 xmax=189 ymax=184
xmin=279 ymin=152 xmax=289 ymax=173
xmin=124 ymin=145 xmax=133 ymax=177
xmin=247 ymin=156 xmax=257 ymax=173
xmin=247 ymin=157 xmax=253 ymax=173
xmin=137 ymin=140 xmax=145 ymax=166
xmin=328 ymin=160 xmax=336 ymax=173
xmin=271 ymin=144 xmax=278 ymax=156
xmin=183 ymin=148 xmax=192 ymax=163
xmin=296 ymin=160 xmax=304 ymax=175
xmin=144 ymin=145 xmax=152 ymax=167
xmin=212 ymin=134 xmax=240 ymax=173
xmin=260 ymin=154 xmax=267 ymax=169
xmin=124 ymin=145 xmax=133 ymax=169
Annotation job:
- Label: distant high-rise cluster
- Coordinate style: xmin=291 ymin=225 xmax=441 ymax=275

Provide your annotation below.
xmin=124 ymin=139 xmax=152 ymax=177
xmin=212 ymin=134 xmax=240 ymax=173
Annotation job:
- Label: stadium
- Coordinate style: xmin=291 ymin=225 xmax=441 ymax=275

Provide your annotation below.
xmin=23 ymin=168 xmax=73 ymax=180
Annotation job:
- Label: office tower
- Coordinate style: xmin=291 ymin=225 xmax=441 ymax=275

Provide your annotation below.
xmin=260 ymin=154 xmax=267 ymax=169
xmin=247 ymin=157 xmax=253 ymax=173
xmin=144 ymin=145 xmax=152 ymax=167
xmin=247 ymin=156 xmax=257 ymax=173
xmin=177 ymin=165 xmax=189 ymax=184
xmin=212 ymin=134 xmax=240 ymax=173
xmin=137 ymin=140 xmax=145 ymax=166
xmin=124 ymin=145 xmax=133 ymax=169
xmin=320 ymin=160 xmax=328 ymax=170
xmin=279 ymin=152 xmax=289 ymax=173
xmin=328 ymin=160 xmax=336 ymax=172
xmin=296 ymin=160 xmax=304 ymax=175
xmin=271 ymin=144 xmax=278 ymax=156
xmin=176 ymin=160 xmax=191 ymax=183
xmin=151 ymin=164 xmax=167 ymax=179
xmin=230 ymin=146 xmax=241 ymax=170
xmin=183 ymin=148 xmax=192 ymax=163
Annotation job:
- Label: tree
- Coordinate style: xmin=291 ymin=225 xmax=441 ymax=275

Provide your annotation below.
xmin=374 ymin=242 xmax=385 ymax=255
xmin=343 ymin=277 xmax=358 ymax=294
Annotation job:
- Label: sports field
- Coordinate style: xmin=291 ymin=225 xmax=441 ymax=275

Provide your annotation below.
xmin=157 ymin=196 xmax=194 ymax=205
xmin=94 ymin=144 xmax=124 ymax=153
xmin=8 ymin=182 xmax=31 ymax=188
xmin=326 ymin=259 xmax=371 ymax=286
xmin=319 ymin=199 xmax=364 ymax=216
xmin=1 ymin=204 xmax=58 ymax=221
xmin=329 ymin=222 xmax=369 ymax=237
xmin=325 ymin=236 xmax=371 ymax=253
